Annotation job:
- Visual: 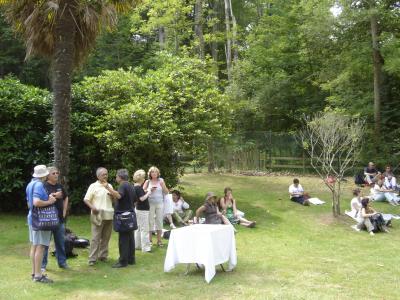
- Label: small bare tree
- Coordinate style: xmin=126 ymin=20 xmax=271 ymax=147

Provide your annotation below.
xmin=299 ymin=112 xmax=365 ymax=216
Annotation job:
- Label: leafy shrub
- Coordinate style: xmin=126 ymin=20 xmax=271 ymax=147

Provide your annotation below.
xmin=0 ymin=77 xmax=51 ymax=211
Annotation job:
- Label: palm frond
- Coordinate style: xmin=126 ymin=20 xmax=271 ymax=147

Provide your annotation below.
xmin=1 ymin=0 xmax=140 ymax=65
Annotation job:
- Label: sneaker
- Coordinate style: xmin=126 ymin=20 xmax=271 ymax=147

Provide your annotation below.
xmin=33 ymin=275 xmax=53 ymax=283
xmin=351 ymin=225 xmax=361 ymax=232
xmin=170 ymin=223 xmax=176 ymax=229
xmin=88 ymin=261 xmax=96 ymax=266
xmin=369 ymin=231 xmax=375 ymax=236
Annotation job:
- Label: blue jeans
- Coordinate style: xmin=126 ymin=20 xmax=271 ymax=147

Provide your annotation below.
xmin=42 ymin=222 xmax=67 ymax=269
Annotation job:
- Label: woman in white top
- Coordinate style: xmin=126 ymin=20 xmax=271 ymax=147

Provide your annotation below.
xmin=143 ymin=166 xmax=169 ymax=247
xmin=371 ymin=180 xmax=399 ymax=205
xmin=383 ymin=174 xmax=400 ymax=205
xmin=349 ymin=188 xmax=362 ymax=220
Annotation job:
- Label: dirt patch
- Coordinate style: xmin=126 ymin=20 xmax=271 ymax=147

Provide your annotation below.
xmin=318 ymin=213 xmax=350 ymax=226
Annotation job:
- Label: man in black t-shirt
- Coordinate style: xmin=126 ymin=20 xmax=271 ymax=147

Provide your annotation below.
xmin=41 ymin=167 xmax=69 ymax=270
xmin=364 ymin=162 xmax=380 ymax=185
xmin=105 ymin=169 xmax=137 ymax=268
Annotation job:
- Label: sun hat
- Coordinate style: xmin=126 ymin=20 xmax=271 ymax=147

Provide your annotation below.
xmin=205 ymin=192 xmax=217 ymax=202
xmin=32 ymin=165 xmax=49 ymax=178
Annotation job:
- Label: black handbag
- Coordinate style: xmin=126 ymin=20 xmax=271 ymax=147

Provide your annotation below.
xmin=113 ymin=211 xmax=138 ymax=232
xmin=31 ymin=204 xmax=59 ymax=231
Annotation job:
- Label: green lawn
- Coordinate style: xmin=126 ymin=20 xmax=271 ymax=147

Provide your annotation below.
xmin=1 ymin=174 xmax=400 ymax=300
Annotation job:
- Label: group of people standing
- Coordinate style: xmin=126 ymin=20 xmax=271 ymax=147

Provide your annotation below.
xmin=26 ymin=164 xmax=256 ymax=284
xmin=83 ymin=166 xmax=175 ymax=268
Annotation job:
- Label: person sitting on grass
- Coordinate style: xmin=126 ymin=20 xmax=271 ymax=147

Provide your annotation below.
xmin=171 ymin=190 xmax=192 ymax=226
xmin=364 ymin=162 xmax=380 ymax=185
xmin=219 ymin=187 xmax=256 ymax=228
xmin=352 ymin=198 xmax=389 ymax=235
xmin=371 ymin=180 xmax=400 ymax=206
xmin=195 ymin=192 xmax=232 ymax=227
xmin=384 ymin=173 xmax=400 ymax=203
xmin=348 ymin=188 xmax=362 ymax=219
xmin=289 ymin=178 xmax=310 ymax=206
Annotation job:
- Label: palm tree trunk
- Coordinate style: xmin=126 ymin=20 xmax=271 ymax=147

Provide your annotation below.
xmin=52 ymin=1 xmax=76 ymax=188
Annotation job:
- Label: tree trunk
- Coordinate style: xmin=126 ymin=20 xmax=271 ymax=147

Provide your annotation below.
xmin=370 ymin=12 xmax=383 ymax=144
xmin=159 ymin=26 xmax=166 ymax=49
xmin=210 ymin=0 xmax=219 ymax=76
xmin=229 ymin=0 xmax=238 ymax=62
xmin=52 ymin=0 xmax=76 ymax=189
xmin=194 ymin=0 xmax=205 ymax=60
xmin=223 ymin=0 xmax=232 ymax=81
xmin=208 ymin=141 xmax=215 ymax=173
xmin=332 ymin=185 xmax=341 ymax=217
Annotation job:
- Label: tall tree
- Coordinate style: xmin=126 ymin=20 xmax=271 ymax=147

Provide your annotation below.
xmin=194 ymin=0 xmax=205 ymax=59
xmin=0 ymin=0 xmax=137 ymax=188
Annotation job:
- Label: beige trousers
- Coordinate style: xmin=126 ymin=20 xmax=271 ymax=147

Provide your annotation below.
xmin=357 ymin=218 xmax=374 ymax=232
xmin=149 ymin=202 xmax=164 ymax=231
xmin=88 ymin=219 xmax=113 ymax=262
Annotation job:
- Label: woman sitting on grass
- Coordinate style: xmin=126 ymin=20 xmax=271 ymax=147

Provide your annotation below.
xmin=348 ymin=188 xmax=362 ymax=219
xmin=353 ymin=198 xmax=389 ymax=235
xmin=370 ymin=179 xmax=399 ymax=205
xmin=219 ymin=187 xmax=256 ymax=228
xmin=195 ymin=192 xmax=231 ymax=226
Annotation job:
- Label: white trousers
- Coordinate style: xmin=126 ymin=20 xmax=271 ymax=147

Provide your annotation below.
xmin=135 ymin=209 xmax=151 ymax=252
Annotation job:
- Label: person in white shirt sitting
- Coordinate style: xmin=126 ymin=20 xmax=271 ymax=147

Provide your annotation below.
xmin=349 ymin=188 xmax=362 ymax=220
xmin=384 ymin=173 xmax=400 ymax=200
xmin=289 ymin=178 xmax=310 ymax=206
xmin=171 ymin=190 xmax=192 ymax=226
xmin=371 ymin=180 xmax=400 ymax=206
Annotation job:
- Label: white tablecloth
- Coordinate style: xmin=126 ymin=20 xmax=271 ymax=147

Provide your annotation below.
xmin=164 ymin=224 xmax=237 ymax=283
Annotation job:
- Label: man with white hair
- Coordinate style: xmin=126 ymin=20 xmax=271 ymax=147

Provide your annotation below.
xmin=26 ymin=164 xmax=56 ymax=283
xmin=41 ymin=166 xmax=69 ymax=270
xmin=83 ymin=167 xmax=114 ymax=266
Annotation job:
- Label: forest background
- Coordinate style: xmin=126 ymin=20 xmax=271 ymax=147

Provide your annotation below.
xmin=1 ymin=0 xmax=400 ymax=212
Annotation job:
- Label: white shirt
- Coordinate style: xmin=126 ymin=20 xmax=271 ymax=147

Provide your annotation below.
xmin=371 ymin=184 xmax=384 ymax=195
xmin=289 ymin=184 xmax=304 ymax=197
xmin=350 ymin=197 xmax=362 ymax=221
xmin=173 ymin=198 xmax=189 ymax=213
xmin=384 ymin=177 xmax=397 ymax=190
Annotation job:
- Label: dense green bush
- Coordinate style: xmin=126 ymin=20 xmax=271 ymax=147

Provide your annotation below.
xmin=0 ymin=77 xmax=51 ymax=211
xmin=68 ymin=53 xmax=230 ymax=208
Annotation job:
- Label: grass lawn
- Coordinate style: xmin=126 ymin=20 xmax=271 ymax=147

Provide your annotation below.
xmin=1 ymin=174 xmax=400 ymax=300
